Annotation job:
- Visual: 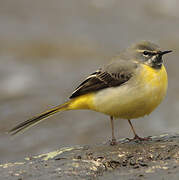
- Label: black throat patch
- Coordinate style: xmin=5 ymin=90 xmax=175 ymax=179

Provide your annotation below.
xmin=150 ymin=55 xmax=163 ymax=69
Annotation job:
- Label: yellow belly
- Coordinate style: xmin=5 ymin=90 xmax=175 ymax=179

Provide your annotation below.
xmin=93 ymin=64 xmax=168 ymax=119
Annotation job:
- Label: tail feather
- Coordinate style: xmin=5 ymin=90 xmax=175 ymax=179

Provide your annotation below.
xmin=9 ymin=101 xmax=70 ymax=136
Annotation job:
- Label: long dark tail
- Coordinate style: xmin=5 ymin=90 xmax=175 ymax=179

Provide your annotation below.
xmin=9 ymin=101 xmax=71 ymax=135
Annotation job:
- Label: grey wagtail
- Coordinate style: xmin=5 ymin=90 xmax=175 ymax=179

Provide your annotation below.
xmin=9 ymin=41 xmax=172 ymax=144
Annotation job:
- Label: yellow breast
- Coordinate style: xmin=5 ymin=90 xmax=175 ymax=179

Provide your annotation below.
xmin=93 ymin=64 xmax=168 ymax=119
xmin=134 ymin=64 xmax=168 ymax=117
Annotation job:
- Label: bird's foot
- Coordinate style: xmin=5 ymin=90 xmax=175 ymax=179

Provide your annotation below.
xmin=127 ymin=135 xmax=152 ymax=142
xmin=110 ymin=138 xmax=117 ymax=146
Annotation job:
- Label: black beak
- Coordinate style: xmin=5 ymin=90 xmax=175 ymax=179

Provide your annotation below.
xmin=159 ymin=50 xmax=172 ymax=56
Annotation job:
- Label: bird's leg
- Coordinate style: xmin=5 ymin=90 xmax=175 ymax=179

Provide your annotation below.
xmin=127 ymin=119 xmax=151 ymax=141
xmin=110 ymin=116 xmax=117 ymax=145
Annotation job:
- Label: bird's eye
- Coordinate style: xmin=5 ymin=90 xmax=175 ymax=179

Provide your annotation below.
xmin=143 ymin=51 xmax=151 ymax=56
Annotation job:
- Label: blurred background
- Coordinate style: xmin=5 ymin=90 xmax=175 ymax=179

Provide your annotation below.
xmin=0 ymin=0 xmax=179 ymax=163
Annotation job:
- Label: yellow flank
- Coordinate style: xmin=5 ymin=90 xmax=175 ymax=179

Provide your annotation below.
xmin=68 ymin=93 xmax=95 ymax=110
xmin=91 ymin=64 xmax=168 ymax=119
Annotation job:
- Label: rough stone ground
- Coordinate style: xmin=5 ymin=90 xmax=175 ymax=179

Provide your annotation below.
xmin=1 ymin=134 xmax=179 ymax=180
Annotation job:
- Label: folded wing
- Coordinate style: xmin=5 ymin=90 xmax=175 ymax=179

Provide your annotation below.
xmin=70 ymin=60 xmax=138 ymax=98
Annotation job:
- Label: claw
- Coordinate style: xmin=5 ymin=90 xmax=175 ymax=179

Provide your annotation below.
xmin=110 ymin=138 xmax=117 ymax=146
xmin=127 ymin=135 xmax=152 ymax=142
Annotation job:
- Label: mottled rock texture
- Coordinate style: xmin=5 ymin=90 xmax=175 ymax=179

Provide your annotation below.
xmin=1 ymin=134 xmax=179 ymax=180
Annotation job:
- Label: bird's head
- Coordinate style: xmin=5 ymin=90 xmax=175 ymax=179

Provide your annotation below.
xmin=124 ymin=41 xmax=172 ymax=69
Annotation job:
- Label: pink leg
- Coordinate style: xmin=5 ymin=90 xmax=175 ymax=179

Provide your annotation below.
xmin=110 ymin=116 xmax=117 ymax=145
xmin=128 ymin=119 xmax=151 ymax=141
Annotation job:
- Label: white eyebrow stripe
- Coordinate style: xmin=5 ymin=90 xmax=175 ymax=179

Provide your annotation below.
xmin=136 ymin=49 xmax=158 ymax=53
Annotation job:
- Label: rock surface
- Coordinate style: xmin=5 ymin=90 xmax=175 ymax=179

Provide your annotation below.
xmin=1 ymin=134 xmax=179 ymax=180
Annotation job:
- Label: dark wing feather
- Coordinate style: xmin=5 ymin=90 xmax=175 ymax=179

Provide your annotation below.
xmin=70 ymin=60 xmax=137 ymax=98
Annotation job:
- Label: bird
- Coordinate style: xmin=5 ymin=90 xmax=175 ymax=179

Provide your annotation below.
xmin=9 ymin=41 xmax=172 ymax=145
